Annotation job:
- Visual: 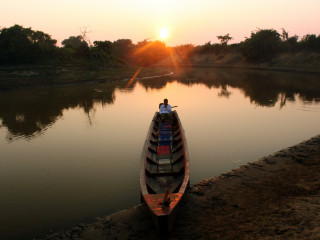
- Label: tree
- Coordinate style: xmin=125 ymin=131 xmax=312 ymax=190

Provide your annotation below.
xmin=93 ymin=41 xmax=112 ymax=55
xmin=281 ymin=28 xmax=289 ymax=41
xmin=132 ymin=40 xmax=169 ymax=66
xmin=62 ymin=36 xmax=83 ymax=49
xmin=80 ymin=26 xmax=92 ymax=46
xmin=174 ymin=44 xmax=195 ymax=59
xmin=0 ymin=24 xmax=57 ymax=64
xmin=90 ymin=40 xmax=114 ymax=63
xmin=61 ymin=35 xmax=89 ymax=59
xmin=300 ymin=34 xmax=320 ymax=49
xmin=217 ymin=33 xmax=233 ymax=45
xmin=279 ymin=28 xmax=299 ymax=52
xmin=240 ymin=29 xmax=282 ymax=62
xmin=31 ymin=31 xmax=57 ymax=58
xmin=112 ymin=39 xmax=134 ymax=60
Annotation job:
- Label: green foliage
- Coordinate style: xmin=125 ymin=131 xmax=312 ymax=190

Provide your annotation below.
xmin=217 ymin=33 xmax=232 ymax=45
xmin=61 ymin=35 xmax=89 ymax=59
xmin=61 ymin=36 xmax=83 ymax=49
xmin=112 ymin=39 xmax=134 ymax=60
xmin=300 ymin=34 xmax=320 ymax=49
xmin=1 ymin=24 xmax=320 ymax=67
xmin=174 ymin=44 xmax=195 ymax=59
xmin=0 ymin=24 xmax=57 ymax=64
xmin=89 ymin=40 xmax=114 ymax=64
xmin=282 ymin=35 xmax=299 ymax=52
xmin=240 ymin=29 xmax=282 ymax=62
xmin=93 ymin=41 xmax=112 ymax=55
xmin=31 ymin=30 xmax=57 ymax=58
xmin=196 ymin=41 xmax=220 ymax=54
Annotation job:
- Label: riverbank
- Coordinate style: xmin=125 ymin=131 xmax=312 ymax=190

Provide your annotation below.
xmin=1 ymin=52 xmax=320 ymax=91
xmin=0 ymin=65 xmax=171 ymax=90
xmin=158 ymin=51 xmax=320 ymax=75
xmin=42 ymin=134 xmax=320 ymax=240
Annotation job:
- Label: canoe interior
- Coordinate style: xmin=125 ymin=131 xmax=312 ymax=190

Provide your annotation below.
xmin=141 ymin=111 xmax=189 ymax=195
xmin=140 ymin=111 xmax=190 ymax=233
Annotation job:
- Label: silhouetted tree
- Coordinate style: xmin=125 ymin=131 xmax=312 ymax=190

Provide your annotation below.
xmin=133 ymin=40 xmax=169 ymax=66
xmin=278 ymin=28 xmax=299 ymax=52
xmin=281 ymin=28 xmax=289 ymax=41
xmin=196 ymin=41 xmax=220 ymax=54
xmin=240 ymin=29 xmax=282 ymax=62
xmin=0 ymin=25 xmax=57 ymax=64
xmin=90 ymin=40 xmax=114 ymax=63
xmin=217 ymin=33 xmax=233 ymax=45
xmin=61 ymin=35 xmax=89 ymax=59
xmin=112 ymin=39 xmax=134 ymax=61
xmin=80 ymin=26 xmax=92 ymax=46
xmin=93 ymin=41 xmax=112 ymax=55
xmin=300 ymin=34 xmax=320 ymax=50
xmin=174 ymin=44 xmax=195 ymax=59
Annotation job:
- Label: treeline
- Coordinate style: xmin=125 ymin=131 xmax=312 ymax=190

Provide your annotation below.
xmin=1 ymin=24 xmax=320 ymax=66
xmin=179 ymin=29 xmax=320 ymax=62
xmin=0 ymin=25 xmax=168 ymax=66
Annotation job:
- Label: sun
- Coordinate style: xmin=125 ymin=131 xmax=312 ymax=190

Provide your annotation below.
xmin=159 ymin=28 xmax=169 ymax=40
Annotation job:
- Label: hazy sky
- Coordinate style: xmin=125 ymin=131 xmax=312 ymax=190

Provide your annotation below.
xmin=1 ymin=0 xmax=320 ymax=46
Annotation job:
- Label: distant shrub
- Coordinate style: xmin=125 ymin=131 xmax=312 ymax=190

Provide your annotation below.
xmin=0 ymin=25 xmax=57 ymax=64
xmin=240 ymin=29 xmax=282 ymax=62
xmin=300 ymin=34 xmax=320 ymax=50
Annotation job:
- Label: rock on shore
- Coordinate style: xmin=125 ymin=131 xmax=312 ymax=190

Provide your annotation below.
xmin=43 ymin=135 xmax=320 ymax=240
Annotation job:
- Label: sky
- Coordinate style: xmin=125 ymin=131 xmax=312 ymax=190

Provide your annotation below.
xmin=1 ymin=0 xmax=320 ymax=46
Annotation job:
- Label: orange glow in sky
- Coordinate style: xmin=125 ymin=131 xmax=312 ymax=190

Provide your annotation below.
xmin=1 ymin=0 xmax=320 ymax=46
xmin=159 ymin=28 xmax=169 ymax=40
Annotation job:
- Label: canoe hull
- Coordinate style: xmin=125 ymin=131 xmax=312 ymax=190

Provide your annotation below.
xmin=139 ymin=111 xmax=190 ymax=234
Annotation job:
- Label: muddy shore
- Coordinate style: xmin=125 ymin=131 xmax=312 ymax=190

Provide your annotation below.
xmin=42 ymin=134 xmax=320 ymax=240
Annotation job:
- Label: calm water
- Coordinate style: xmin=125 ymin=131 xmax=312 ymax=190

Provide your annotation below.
xmin=1 ymin=68 xmax=320 ymax=239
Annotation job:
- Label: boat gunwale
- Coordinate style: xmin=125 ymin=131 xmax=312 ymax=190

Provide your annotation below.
xmin=139 ymin=112 xmax=158 ymax=196
xmin=173 ymin=111 xmax=190 ymax=194
xmin=139 ymin=110 xmax=190 ymax=205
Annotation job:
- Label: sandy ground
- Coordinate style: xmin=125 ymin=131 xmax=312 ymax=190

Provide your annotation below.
xmin=43 ymin=134 xmax=320 ymax=240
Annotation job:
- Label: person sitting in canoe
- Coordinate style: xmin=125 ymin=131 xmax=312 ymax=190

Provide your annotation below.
xmin=159 ymin=98 xmax=174 ymax=121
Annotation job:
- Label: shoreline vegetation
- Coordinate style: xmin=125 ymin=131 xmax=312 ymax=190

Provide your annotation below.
xmin=41 ymin=134 xmax=320 ymax=240
xmin=1 ymin=25 xmax=320 ymax=90
xmin=1 ymin=50 xmax=319 ymax=90
xmin=0 ymin=65 xmax=173 ymax=90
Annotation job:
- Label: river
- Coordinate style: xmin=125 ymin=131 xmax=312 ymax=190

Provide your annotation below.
xmin=0 ymin=67 xmax=320 ymax=240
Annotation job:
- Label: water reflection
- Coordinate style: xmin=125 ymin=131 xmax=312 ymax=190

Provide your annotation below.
xmin=1 ymin=67 xmax=320 ymax=240
xmin=0 ymin=68 xmax=320 ymax=140
xmin=0 ymin=82 xmax=121 ymax=140
xmin=172 ymin=68 xmax=320 ymax=107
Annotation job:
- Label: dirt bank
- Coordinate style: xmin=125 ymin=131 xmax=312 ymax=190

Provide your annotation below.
xmin=43 ymin=134 xmax=320 ymax=240
xmin=0 ymin=65 xmax=171 ymax=90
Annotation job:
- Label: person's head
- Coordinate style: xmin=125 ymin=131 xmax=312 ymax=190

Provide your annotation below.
xmin=164 ymin=99 xmax=168 ymax=105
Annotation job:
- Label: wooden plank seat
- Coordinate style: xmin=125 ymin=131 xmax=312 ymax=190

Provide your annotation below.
xmin=158 ymin=140 xmax=171 ymax=146
xmin=172 ymin=143 xmax=182 ymax=153
xmin=148 ymin=145 xmax=157 ymax=153
xmin=150 ymin=139 xmax=158 ymax=146
xmin=157 ymin=145 xmax=170 ymax=155
xmin=171 ymin=151 xmax=184 ymax=164
xmin=147 ymin=156 xmax=158 ymax=165
xmin=146 ymin=174 xmax=185 ymax=194
xmin=146 ymin=159 xmax=183 ymax=176
xmin=172 ymin=130 xmax=180 ymax=137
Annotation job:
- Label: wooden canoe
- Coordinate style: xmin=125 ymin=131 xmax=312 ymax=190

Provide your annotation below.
xmin=139 ymin=110 xmax=190 ymax=234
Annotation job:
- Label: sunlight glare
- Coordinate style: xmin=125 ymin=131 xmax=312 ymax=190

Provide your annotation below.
xmin=159 ymin=28 xmax=169 ymax=40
